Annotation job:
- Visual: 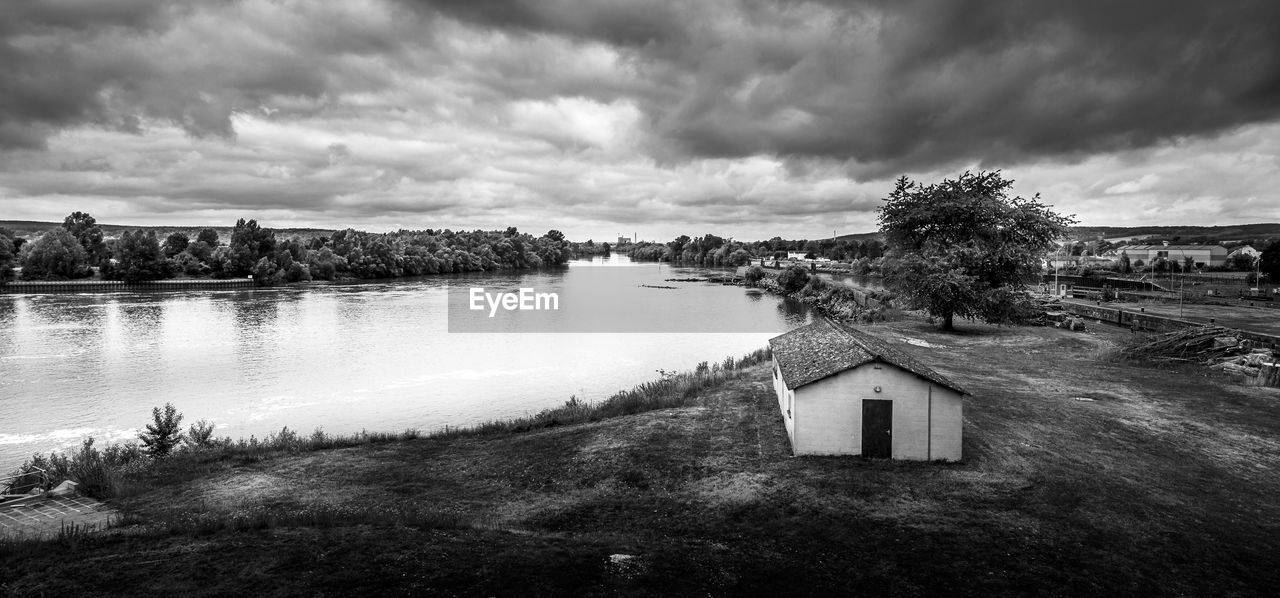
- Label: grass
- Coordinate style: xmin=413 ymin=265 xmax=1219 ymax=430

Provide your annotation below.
xmin=7 ymin=346 xmax=773 ymax=502
xmin=3 ymin=322 xmax=1280 ymax=595
xmin=442 ymin=347 xmax=771 ymax=436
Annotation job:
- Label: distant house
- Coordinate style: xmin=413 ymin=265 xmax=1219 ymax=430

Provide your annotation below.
xmin=768 ymin=320 xmax=967 ymax=460
xmin=786 ymin=251 xmax=809 ymax=260
xmin=1229 ymin=245 xmax=1260 ymax=260
xmin=1119 ymin=244 xmax=1228 ymax=268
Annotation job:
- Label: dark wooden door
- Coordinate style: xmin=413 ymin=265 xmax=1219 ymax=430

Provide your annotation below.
xmin=862 ymin=399 xmax=892 ymax=458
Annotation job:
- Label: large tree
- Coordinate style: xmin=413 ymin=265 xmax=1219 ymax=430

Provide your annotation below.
xmin=162 ymin=232 xmax=190 ymax=257
xmin=113 ymin=230 xmax=170 ymax=282
xmin=196 ymin=228 xmax=220 ymax=247
xmin=20 ymin=228 xmax=92 ymax=279
xmin=228 ymin=218 xmax=276 ymax=275
xmin=878 ymin=171 xmax=1075 ymax=330
xmin=61 ymin=211 xmax=108 ymax=266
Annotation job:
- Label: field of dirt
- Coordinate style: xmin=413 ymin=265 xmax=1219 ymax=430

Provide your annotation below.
xmin=5 ymin=317 xmax=1280 ymax=595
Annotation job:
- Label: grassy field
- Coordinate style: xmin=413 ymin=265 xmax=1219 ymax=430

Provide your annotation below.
xmin=3 ymin=318 xmax=1280 ymax=595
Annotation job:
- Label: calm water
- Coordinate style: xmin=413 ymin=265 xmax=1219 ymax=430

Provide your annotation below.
xmin=0 ymin=255 xmax=810 ymax=470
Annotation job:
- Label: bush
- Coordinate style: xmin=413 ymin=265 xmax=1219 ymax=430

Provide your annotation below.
xmin=185 ymin=419 xmax=217 ymax=449
xmin=139 ymin=403 xmax=185 ymax=458
xmin=743 ymin=265 xmax=766 ymax=285
xmin=4 ymin=438 xmax=143 ymax=499
xmin=20 ymin=228 xmax=92 ymax=280
xmin=776 ymin=265 xmax=810 ymax=293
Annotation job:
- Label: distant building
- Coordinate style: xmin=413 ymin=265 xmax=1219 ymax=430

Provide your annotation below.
xmin=786 ymin=251 xmax=809 ymax=260
xmin=1116 ymin=244 xmax=1227 ymax=268
xmin=617 ymin=237 xmax=631 ymax=245
xmin=1045 ymin=255 xmax=1116 ymax=270
xmin=768 ymin=319 xmax=967 ymax=460
xmin=1229 ymin=245 xmax=1260 ymax=260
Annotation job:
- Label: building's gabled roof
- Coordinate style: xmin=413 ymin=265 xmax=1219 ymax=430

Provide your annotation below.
xmin=1122 ymin=244 xmax=1228 ymax=254
xmin=768 ymin=319 xmax=967 ymax=395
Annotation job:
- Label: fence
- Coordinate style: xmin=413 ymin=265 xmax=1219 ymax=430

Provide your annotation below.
xmin=0 ymin=278 xmax=256 ymax=293
xmin=1 ymin=467 xmax=49 ymax=499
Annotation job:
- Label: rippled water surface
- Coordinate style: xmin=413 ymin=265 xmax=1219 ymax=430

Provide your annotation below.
xmin=0 ymin=256 xmax=810 ymax=469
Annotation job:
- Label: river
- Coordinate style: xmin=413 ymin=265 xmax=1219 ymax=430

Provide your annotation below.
xmin=0 ymin=255 xmax=811 ymax=470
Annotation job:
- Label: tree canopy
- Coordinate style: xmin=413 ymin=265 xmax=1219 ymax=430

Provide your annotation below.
xmin=112 ymin=230 xmax=170 ymax=282
xmin=1261 ymin=241 xmax=1280 ymax=282
xmin=61 ymin=211 xmax=107 ymax=266
xmin=20 ymin=228 xmax=92 ymax=280
xmin=878 ymin=171 xmax=1075 ymax=330
xmin=0 ymin=231 xmax=15 ymax=281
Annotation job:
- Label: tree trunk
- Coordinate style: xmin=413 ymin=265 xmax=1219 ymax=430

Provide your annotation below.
xmin=1256 ymin=362 xmax=1280 ymax=388
xmin=942 ymin=311 xmax=954 ymax=331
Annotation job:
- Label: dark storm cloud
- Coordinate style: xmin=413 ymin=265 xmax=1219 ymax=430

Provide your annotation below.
xmin=0 ymin=1 xmax=412 ymax=149
xmin=0 ymin=1 xmax=174 ymax=148
xmin=407 ymin=0 xmax=1280 ymax=175
xmin=3 ymin=0 xmax=1280 ymax=236
xmin=7 ymin=0 xmax=1279 ymax=174
xmin=413 ymin=0 xmax=688 ymax=48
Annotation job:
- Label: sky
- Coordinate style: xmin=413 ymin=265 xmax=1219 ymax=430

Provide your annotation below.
xmin=2 ymin=0 xmax=1279 ymax=242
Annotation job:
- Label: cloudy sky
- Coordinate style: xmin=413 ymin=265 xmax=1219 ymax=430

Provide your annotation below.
xmin=2 ymin=0 xmax=1279 ymax=241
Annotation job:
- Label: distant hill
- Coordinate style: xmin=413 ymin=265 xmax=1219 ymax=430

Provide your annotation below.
xmin=833 ymin=232 xmax=883 ymax=243
xmin=831 ymin=223 xmax=1280 ymax=245
xmin=1069 ymin=223 xmax=1280 ymax=244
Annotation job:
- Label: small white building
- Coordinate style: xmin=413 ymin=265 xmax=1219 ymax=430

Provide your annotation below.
xmin=786 ymin=251 xmax=809 ymax=260
xmin=768 ymin=320 xmax=967 ymax=460
xmin=1229 ymin=245 xmax=1260 ymax=260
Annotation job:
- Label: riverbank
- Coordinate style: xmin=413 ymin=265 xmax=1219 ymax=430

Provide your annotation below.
xmin=747 ymin=267 xmax=897 ymax=323
xmin=0 ymin=278 xmax=257 ymax=293
xmin=4 ymin=318 xmax=1280 ymax=595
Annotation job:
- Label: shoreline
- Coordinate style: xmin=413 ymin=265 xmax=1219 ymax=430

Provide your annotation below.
xmin=4 ymin=318 xmax=1280 ymax=594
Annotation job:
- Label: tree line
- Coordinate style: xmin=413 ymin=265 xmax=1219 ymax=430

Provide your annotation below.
xmin=0 ymin=213 xmax=572 ymax=284
xmin=627 ymin=234 xmax=886 ymax=266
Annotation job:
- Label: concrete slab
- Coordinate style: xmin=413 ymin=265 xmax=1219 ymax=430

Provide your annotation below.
xmin=0 ymin=496 xmax=117 ymax=539
xmin=1104 ymin=301 xmax=1280 ymax=337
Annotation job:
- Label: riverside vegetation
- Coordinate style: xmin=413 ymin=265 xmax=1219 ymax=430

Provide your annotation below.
xmin=0 ymin=213 xmax=574 ymax=285
xmin=745 ymin=263 xmax=900 ymax=324
xmin=2 ymin=349 xmax=772 ymax=504
xmin=3 ymin=319 xmax=1279 ymax=595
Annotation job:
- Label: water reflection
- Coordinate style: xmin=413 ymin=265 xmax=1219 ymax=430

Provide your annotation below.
xmin=0 ymin=258 xmax=812 ymax=469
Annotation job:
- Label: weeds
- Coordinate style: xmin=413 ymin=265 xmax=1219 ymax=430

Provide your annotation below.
xmin=442 ymin=347 xmax=772 ymax=437
xmin=4 ymin=348 xmax=768 ymax=508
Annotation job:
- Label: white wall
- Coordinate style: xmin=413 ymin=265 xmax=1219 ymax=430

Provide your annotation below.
xmin=787 ymin=362 xmax=963 ymax=461
xmin=772 ymin=357 xmax=795 ymax=442
xmin=1135 ymin=248 xmax=1226 ymax=267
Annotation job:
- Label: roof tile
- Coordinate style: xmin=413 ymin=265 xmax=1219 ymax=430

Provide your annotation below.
xmin=768 ymin=319 xmax=967 ymax=395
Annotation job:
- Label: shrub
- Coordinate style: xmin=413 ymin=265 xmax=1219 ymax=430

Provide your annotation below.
xmin=776 ymin=265 xmax=810 ymax=293
xmin=185 ymin=419 xmax=217 ymax=449
xmin=743 ymin=265 xmax=766 ymax=285
xmin=139 ymin=403 xmax=185 ymax=458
